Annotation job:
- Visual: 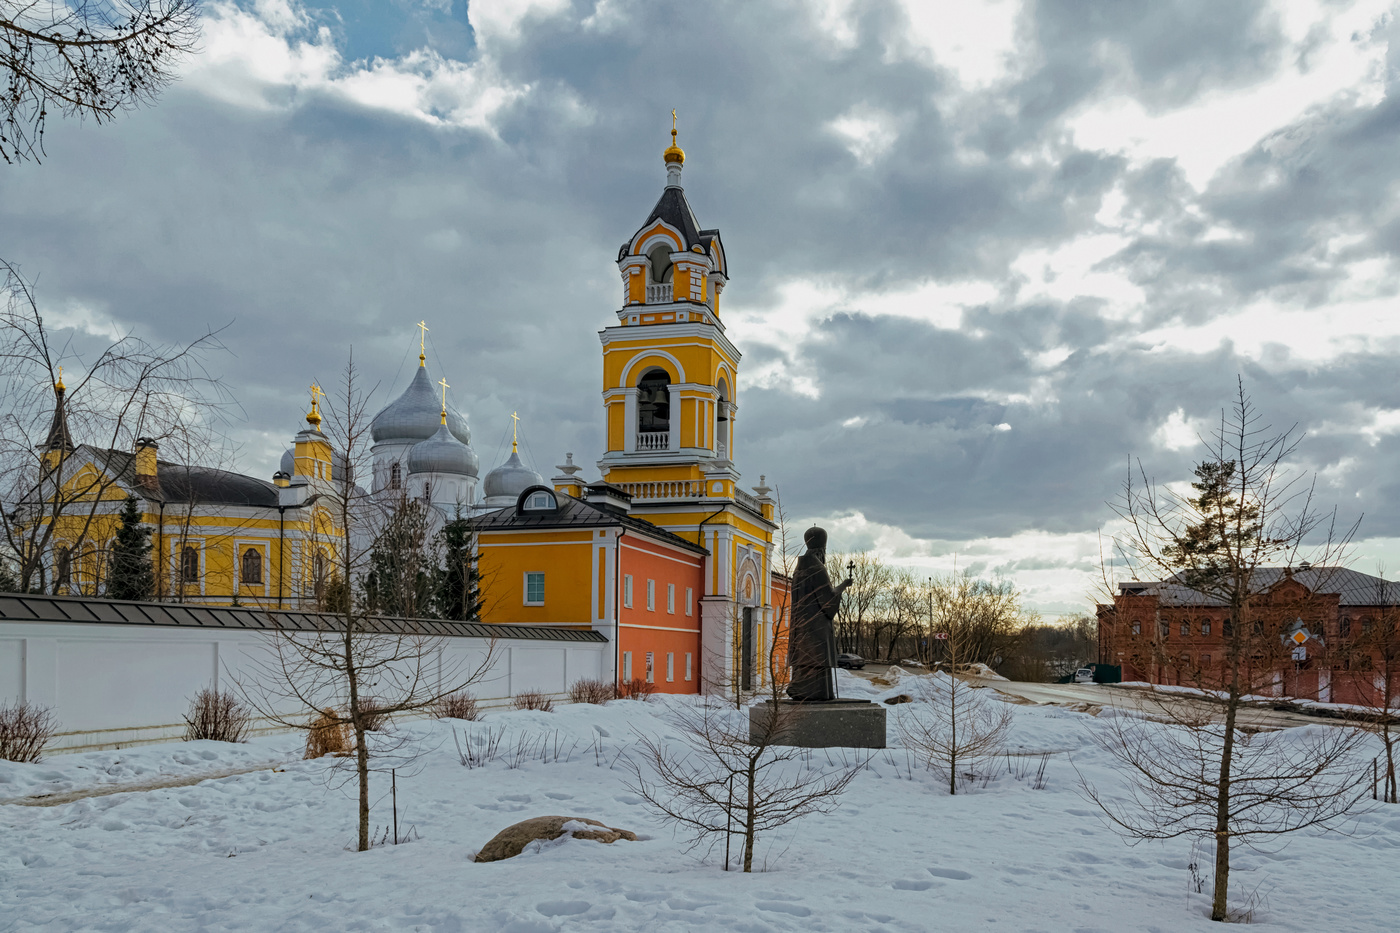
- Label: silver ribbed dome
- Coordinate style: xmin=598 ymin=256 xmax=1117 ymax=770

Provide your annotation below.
xmin=370 ymin=365 xmax=472 ymax=445
xmin=279 ymin=448 xmax=294 ymax=474
xmin=482 ymin=450 xmax=544 ymax=500
xmin=407 ymin=422 xmax=479 ymax=477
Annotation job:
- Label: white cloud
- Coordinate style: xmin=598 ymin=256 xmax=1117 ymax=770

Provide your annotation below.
xmin=1066 ymin=0 xmax=1392 ymax=188
xmin=1153 ymin=408 xmax=1200 ymax=451
xmin=828 ymin=109 xmax=900 ymax=165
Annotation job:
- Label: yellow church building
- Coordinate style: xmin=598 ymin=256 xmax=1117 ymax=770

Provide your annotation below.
xmin=26 ymin=127 xmax=787 ymax=698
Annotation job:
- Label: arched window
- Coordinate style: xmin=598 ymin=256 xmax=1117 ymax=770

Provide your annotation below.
xmin=637 ymin=369 xmax=670 ymax=434
xmin=390 ymin=462 xmax=402 ymax=490
xmin=313 ymin=551 xmax=327 ymax=596
xmin=180 ymin=546 xmax=199 ymax=583
xmin=241 ymin=548 xmax=263 ymax=585
xmin=648 ymin=243 xmax=673 ymax=283
xmin=524 ymin=490 xmax=556 ymax=511
xmin=54 ymin=546 xmax=71 ymax=586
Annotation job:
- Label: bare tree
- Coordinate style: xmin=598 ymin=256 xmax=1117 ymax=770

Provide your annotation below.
xmin=1344 ymin=570 xmax=1400 ymax=804
xmin=826 ymin=551 xmax=891 ymax=658
xmin=1094 ymin=379 xmax=1367 ymax=921
xmin=927 ymin=570 xmax=1030 ymax=670
xmin=2 ymin=0 xmax=200 ymax=163
xmin=898 ymin=620 xmax=1014 ymax=795
xmin=0 ymin=260 xmax=231 ymax=595
xmin=240 ymin=355 xmax=498 ymax=852
xmin=629 ymin=492 xmax=867 ymax=871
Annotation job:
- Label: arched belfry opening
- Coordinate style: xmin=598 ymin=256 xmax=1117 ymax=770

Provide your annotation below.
xmin=647 ymin=243 xmax=673 ymax=283
xmin=637 ymin=369 xmax=671 ymax=448
xmin=715 ymin=377 xmax=730 ymax=458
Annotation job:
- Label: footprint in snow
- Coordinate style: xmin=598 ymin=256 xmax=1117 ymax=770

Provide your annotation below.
xmin=927 ymin=868 xmax=973 ymax=880
xmin=893 ymin=879 xmax=935 ymax=891
xmin=536 ymin=900 xmax=592 ymax=917
xmin=755 ymin=902 xmax=812 ymax=917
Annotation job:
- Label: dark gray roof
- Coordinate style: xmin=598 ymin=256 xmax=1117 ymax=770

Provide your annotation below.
xmin=86 ymin=446 xmax=281 ymax=508
xmin=0 ymin=593 xmax=607 ymax=642
xmin=476 ymin=491 xmax=708 ymax=555
xmin=1123 ymin=566 xmax=1400 ymax=608
xmin=618 ymin=186 xmax=727 ymax=274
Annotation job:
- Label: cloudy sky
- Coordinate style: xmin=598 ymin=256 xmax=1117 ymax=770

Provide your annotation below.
xmin=3 ymin=0 xmax=1399 ymax=612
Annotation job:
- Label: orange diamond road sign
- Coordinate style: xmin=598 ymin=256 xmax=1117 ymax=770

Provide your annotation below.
xmin=1292 ymin=631 xmax=1308 ymax=645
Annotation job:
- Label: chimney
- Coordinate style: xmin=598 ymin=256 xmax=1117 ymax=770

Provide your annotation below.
xmin=134 ymin=437 xmax=158 ymax=484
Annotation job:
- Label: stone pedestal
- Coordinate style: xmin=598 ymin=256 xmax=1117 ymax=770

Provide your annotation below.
xmin=747 ymin=699 xmax=887 ymax=749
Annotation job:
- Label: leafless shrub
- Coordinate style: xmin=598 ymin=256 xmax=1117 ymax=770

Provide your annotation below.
xmin=898 ymin=673 xmax=1014 ymax=795
xmin=182 ymin=688 xmax=251 ymax=743
xmin=569 ymin=678 xmax=615 ymax=705
xmin=434 ymin=691 xmax=480 ymax=721
xmin=0 ymin=701 xmax=56 ymax=762
xmin=453 ymin=725 xmax=504 ymax=769
xmin=306 ymin=708 xmax=351 ymax=759
xmin=511 ymin=690 xmax=555 ymax=712
xmin=616 ymin=678 xmax=655 ymax=701
xmin=357 ymin=698 xmax=389 ymax=732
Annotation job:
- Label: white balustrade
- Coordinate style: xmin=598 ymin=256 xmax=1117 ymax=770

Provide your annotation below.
xmin=646 ymin=283 xmax=673 ymax=303
xmin=636 ymin=432 xmax=669 ymax=451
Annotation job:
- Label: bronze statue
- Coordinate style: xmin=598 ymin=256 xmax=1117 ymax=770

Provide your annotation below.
xmin=787 ymin=526 xmax=852 ymax=701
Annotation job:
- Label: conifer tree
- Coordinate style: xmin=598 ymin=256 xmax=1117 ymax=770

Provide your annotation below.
xmin=435 ymin=507 xmax=481 ymax=621
xmin=106 ymin=494 xmax=154 ymax=600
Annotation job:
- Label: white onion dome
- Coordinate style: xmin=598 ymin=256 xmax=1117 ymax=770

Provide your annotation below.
xmin=407 ymin=421 xmax=479 ymax=477
xmin=482 ymin=450 xmax=544 ymax=500
xmin=279 ymin=448 xmax=294 ymax=474
xmin=371 ymin=365 xmax=472 ymax=445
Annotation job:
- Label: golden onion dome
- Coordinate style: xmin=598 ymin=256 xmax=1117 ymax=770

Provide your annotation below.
xmin=663 ymin=127 xmax=685 ymax=165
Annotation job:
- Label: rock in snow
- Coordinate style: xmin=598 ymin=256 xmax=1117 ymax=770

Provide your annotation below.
xmin=475 ymin=815 xmax=637 ymax=862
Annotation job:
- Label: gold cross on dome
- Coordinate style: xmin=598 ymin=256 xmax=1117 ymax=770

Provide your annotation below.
xmin=511 ymin=410 xmax=520 ymax=453
xmin=417 ymin=320 xmax=430 ymax=362
xmin=672 ymin=109 xmax=677 ymax=132
xmin=438 ymin=377 xmax=450 ymax=412
xmin=310 ymin=383 xmax=324 ymax=405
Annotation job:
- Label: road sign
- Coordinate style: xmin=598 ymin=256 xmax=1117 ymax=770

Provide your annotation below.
xmin=933 ymin=633 xmax=949 ymax=640
xmin=1292 ymin=644 xmax=1307 ymax=662
xmin=1292 ymin=631 xmax=1308 ymax=645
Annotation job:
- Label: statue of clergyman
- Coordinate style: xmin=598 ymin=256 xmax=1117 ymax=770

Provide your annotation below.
xmin=786 ymin=526 xmax=852 ymax=701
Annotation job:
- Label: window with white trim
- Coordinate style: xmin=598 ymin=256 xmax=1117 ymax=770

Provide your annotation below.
xmin=623 ymin=574 xmax=633 ymax=608
xmin=666 ymin=652 xmax=674 ymax=682
xmin=646 ymin=579 xmax=655 ymax=611
xmin=685 ymin=652 xmax=692 ymax=681
xmin=524 ymin=572 xmax=545 ymax=605
xmin=623 ymin=651 xmax=632 ymax=682
xmin=685 ymin=587 xmax=693 ymax=616
xmin=645 ymin=651 xmax=654 ymax=683
xmin=666 ymin=583 xmax=675 ymax=614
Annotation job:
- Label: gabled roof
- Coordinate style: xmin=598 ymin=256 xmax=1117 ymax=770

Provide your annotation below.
xmin=619 ymin=187 xmax=727 ymax=274
xmin=475 ymin=493 xmax=708 ymax=556
xmin=0 ymin=592 xmax=606 ymax=641
xmin=1121 ymin=566 xmax=1400 ymax=608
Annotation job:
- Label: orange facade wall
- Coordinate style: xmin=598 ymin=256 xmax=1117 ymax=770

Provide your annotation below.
xmin=618 ymin=535 xmax=705 ymax=695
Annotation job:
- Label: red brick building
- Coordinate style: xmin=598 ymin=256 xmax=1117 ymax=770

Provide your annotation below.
xmin=1097 ymin=565 xmax=1398 ymax=706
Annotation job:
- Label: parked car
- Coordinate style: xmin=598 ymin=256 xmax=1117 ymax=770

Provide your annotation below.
xmin=1073 ymin=667 xmax=1095 ymax=684
xmin=837 ymin=653 xmax=865 ymax=670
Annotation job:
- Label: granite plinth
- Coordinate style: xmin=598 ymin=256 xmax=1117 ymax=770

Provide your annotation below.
xmin=748 ymin=699 xmax=887 ymax=749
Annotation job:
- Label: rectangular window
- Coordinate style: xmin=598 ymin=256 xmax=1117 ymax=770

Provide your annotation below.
xmin=524 ymin=571 xmax=545 ymax=605
xmin=1131 ymin=621 xmax=1141 ymax=636
xmin=623 ymin=651 xmax=632 ymax=682
xmin=666 ymin=652 xmax=675 ymax=682
xmin=623 ymin=574 xmax=633 ymax=608
xmin=645 ymin=651 xmax=654 ymax=683
xmin=667 ymin=583 xmax=675 ymax=614
xmin=1180 ymin=621 xmax=1189 ymax=636
xmin=685 ymin=587 xmax=693 ymax=616
xmin=1159 ymin=622 xmax=1169 ymax=639
xmin=685 ymin=652 xmax=693 ymax=681
xmin=646 ymin=579 xmax=655 ymax=611
xmin=1201 ymin=654 xmax=1211 ymax=665
xmin=1202 ymin=621 xmax=1211 ymax=636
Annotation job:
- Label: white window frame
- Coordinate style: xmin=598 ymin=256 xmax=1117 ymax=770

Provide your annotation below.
xmin=524 ymin=571 xmax=545 ymax=606
xmin=685 ymin=587 xmax=693 ymax=616
xmin=623 ymin=574 xmax=633 ymax=608
xmin=685 ymin=652 xmax=692 ymax=681
xmin=666 ymin=652 xmax=674 ymax=682
xmin=646 ymin=579 xmax=655 ymax=611
xmin=645 ymin=651 xmax=654 ymax=683
xmin=666 ymin=583 xmax=675 ymax=614
xmin=623 ymin=651 xmax=633 ymax=682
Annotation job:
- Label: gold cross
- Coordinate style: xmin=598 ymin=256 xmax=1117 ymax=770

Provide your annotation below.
xmin=310 ymin=383 xmax=324 ymax=405
xmin=511 ymin=411 xmax=520 ymax=453
xmin=438 ymin=377 xmax=450 ymax=412
xmin=417 ymin=320 xmax=430 ymax=361
xmin=672 ymin=109 xmax=677 ymax=132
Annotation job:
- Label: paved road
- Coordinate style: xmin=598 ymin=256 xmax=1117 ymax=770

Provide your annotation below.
xmin=961 ymin=676 xmax=1349 ymax=731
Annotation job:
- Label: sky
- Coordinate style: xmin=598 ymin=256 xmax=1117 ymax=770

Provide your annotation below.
xmin=2 ymin=0 xmax=1399 ymax=614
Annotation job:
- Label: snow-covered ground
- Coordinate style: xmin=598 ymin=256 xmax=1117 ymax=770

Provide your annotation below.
xmin=2 ymin=671 xmax=1395 ymax=932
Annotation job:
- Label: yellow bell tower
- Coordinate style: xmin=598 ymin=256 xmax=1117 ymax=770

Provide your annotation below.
xmin=595 ymin=121 xmax=779 ymax=697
